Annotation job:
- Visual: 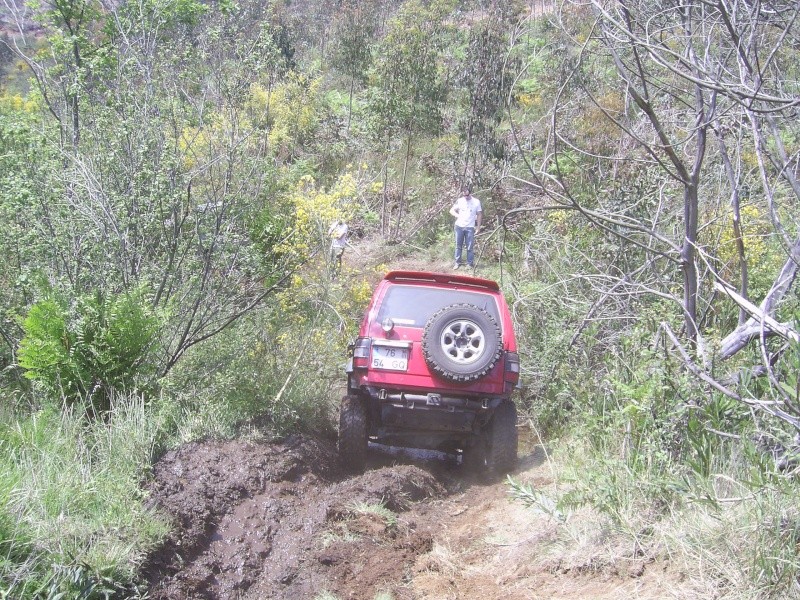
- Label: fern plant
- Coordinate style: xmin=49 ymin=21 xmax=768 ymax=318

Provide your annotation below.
xmin=18 ymin=289 xmax=159 ymax=413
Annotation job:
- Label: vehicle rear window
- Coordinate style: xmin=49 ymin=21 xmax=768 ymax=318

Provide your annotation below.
xmin=375 ymin=284 xmax=501 ymax=327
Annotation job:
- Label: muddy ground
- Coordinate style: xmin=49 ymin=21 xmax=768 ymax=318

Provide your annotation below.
xmin=142 ymin=430 xmax=675 ymax=599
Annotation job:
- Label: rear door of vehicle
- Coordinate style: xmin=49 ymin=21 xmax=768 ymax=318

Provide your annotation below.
xmin=366 ymin=283 xmax=503 ymax=393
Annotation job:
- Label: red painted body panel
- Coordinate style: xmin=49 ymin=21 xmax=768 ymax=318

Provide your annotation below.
xmin=352 ymin=271 xmax=518 ymax=398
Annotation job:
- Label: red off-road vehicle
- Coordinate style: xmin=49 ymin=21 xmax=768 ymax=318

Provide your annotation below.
xmin=338 ymin=270 xmax=520 ymax=473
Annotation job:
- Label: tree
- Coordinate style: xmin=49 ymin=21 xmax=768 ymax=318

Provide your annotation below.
xmin=14 ymin=0 xmax=109 ymax=149
xmin=367 ymin=0 xmax=455 ymax=239
xmin=510 ymin=0 xmax=800 ymax=428
xmin=456 ymin=1 xmax=525 ymax=185
xmin=3 ymin=0 xmax=306 ymax=394
xmin=329 ymin=0 xmax=379 ymax=131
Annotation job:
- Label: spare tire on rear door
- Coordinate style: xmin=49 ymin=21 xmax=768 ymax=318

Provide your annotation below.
xmin=422 ymin=303 xmax=502 ymax=382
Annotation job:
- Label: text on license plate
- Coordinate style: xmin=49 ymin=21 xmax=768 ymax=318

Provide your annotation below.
xmin=371 ymin=345 xmax=409 ymax=371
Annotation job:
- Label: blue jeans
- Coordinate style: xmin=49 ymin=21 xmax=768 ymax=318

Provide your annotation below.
xmin=454 ymin=226 xmax=475 ymax=266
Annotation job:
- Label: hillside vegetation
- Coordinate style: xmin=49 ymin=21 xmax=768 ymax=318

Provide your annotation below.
xmin=1 ymin=0 xmax=799 ymax=597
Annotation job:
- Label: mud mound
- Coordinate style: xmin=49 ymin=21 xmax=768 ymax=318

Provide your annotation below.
xmin=142 ymin=435 xmax=445 ymax=599
xmin=327 ymin=464 xmax=446 ymax=514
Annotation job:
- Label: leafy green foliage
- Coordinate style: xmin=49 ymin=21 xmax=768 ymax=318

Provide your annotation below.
xmin=330 ymin=1 xmax=377 ymax=87
xmin=455 ymin=4 xmax=525 ymax=183
xmin=367 ymin=0 xmax=454 ymax=140
xmin=161 ymin=264 xmax=373 ymax=442
xmin=0 ymin=399 xmax=169 ymax=598
xmin=17 ymin=299 xmax=73 ymax=396
xmin=18 ymin=290 xmax=158 ymax=413
xmin=0 ymin=96 xmax=57 ymax=392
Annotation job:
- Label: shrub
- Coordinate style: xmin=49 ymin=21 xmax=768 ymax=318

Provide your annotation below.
xmin=18 ymin=289 xmax=159 ymax=414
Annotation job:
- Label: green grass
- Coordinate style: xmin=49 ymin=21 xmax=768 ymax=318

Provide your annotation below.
xmin=525 ymin=427 xmax=800 ymax=598
xmin=0 ymin=395 xmax=170 ymax=598
xmin=348 ymin=500 xmax=398 ymax=528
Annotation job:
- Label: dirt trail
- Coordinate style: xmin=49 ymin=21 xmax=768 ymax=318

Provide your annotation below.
xmin=141 ymin=427 xmax=676 ymax=599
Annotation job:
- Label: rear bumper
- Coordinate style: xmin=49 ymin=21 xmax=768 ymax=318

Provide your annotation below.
xmin=373 ymin=389 xmax=503 ymax=412
xmin=359 ymin=385 xmax=505 ymax=433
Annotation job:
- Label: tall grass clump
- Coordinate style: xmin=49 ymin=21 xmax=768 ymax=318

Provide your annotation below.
xmin=0 ymin=394 xmax=170 ymax=598
xmin=523 ymin=316 xmax=800 ymax=597
xmin=658 ymin=461 xmax=800 ymax=597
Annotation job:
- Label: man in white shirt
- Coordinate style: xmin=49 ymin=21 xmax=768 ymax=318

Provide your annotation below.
xmin=449 ymin=186 xmax=482 ymax=269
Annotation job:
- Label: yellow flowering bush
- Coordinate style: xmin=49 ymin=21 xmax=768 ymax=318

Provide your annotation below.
xmin=548 ymin=209 xmax=571 ymax=234
xmin=274 ymin=171 xmax=360 ymax=263
xmin=274 ymin=268 xmax=378 ymax=352
xmin=246 ymin=73 xmax=323 ymax=153
xmin=715 ymin=204 xmax=769 ymax=273
xmin=175 ymin=111 xmax=232 ymax=171
xmin=0 ymin=93 xmax=39 ymax=113
xmin=516 ymin=92 xmax=541 ymax=109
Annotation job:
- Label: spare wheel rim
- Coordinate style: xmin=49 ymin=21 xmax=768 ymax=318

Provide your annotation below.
xmin=440 ymin=318 xmax=485 ymax=365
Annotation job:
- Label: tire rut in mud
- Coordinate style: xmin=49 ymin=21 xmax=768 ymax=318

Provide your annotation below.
xmin=141 ymin=434 xmax=447 ymax=600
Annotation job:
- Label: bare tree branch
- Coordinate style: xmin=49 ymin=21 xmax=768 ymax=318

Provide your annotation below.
xmin=717 ymin=238 xmax=800 ymax=359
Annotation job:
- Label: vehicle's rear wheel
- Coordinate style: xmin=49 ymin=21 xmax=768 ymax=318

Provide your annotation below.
xmin=338 ymin=395 xmax=368 ymax=472
xmin=486 ymin=401 xmax=518 ymax=474
xmin=461 ymin=437 xmax=487 ymax=473
xmin=422 ymin=303 xmax=502 ymax=382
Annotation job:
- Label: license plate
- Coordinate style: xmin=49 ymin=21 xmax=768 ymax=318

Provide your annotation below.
xmin=371 ymin=345 xmax=409 ymax=371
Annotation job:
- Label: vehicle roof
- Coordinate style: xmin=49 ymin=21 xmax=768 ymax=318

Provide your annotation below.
xmin=382 ymin=270 xmax=501 ymax=292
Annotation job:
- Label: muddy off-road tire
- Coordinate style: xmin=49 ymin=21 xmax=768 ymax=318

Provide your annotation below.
xmin=461 ymin=437 xmax=487 ymax=474
xmin=422 ymin=303 xmax=502 ymax=382
xmin=486 ymin=401 xmax=518 ymax=474
xmin=338 ymin=395 xmax=368 ymax=472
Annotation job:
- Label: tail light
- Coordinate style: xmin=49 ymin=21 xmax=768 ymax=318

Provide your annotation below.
xmin=504 ymin=351 xmax=520 ymax=384
xmin=352 ymin=337 xmax=372 ymax=369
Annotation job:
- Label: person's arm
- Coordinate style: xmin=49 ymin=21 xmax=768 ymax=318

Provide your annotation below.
xmin=449 ymin=202 xmax=459 ymax=218
xmin=344 ymin=238 xmax=362 ymax=255
xmin=475 ymin=210 xmax=482 ymax=233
